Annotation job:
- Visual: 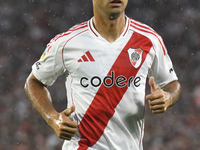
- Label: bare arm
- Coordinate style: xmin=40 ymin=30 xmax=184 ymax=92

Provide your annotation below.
xmin=146 ymin=77 xmax=181 ymax=114
xmin=24 ymin=72 xmax=78 ymax=140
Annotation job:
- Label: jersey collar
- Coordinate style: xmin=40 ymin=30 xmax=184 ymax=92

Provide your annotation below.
xmin=88 ymin=16 xmax=130 ymax=38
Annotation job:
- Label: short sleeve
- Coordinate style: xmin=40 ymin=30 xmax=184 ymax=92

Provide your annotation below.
xmin=32 ymin=37 xmax=66 ymax=86
xmin=148 ymin=37 xmax=178 ymax=88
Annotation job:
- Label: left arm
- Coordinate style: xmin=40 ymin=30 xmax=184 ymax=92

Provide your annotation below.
xmin=146 ymin=76 xmax=181 ymax=114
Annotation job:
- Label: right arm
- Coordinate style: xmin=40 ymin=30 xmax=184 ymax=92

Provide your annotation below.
xmin=24 ymin=72 xmax=78 ymax=140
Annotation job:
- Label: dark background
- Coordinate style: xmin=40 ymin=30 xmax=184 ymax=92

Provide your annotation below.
xmin=0 ymin=0 xmax=200 ymax=149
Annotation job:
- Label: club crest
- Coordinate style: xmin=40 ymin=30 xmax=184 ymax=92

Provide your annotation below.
xmin=127 ymin=48 xmax=143 ymax=68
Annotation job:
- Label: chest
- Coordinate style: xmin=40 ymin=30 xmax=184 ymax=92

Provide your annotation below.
xmin=63 ymin=32 xmax=153 ymax=78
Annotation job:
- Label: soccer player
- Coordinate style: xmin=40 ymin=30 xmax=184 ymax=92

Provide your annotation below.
xmin=24 ymin=0 xmax=181 ymax=149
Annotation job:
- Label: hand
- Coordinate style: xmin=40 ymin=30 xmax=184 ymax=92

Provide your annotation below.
xmin=49 ymin=105 xmax=78 ymax=140
xmin=146 ymin=77 xmax=172 ymax=114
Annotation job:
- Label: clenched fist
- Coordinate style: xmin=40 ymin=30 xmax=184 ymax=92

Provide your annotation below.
xmin=49 ymin=105 xmax=78 ymax=140
xmin=146 ymin=77 xmax=172 ymax=114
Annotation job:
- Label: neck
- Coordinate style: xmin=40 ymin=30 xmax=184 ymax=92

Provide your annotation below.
xmin=93 ymin=13 xmax=126 ymax=43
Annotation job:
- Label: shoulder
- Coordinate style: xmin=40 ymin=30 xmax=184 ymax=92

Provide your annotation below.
xmin=57 ymin=21 xmax=88 ymax=42
xmin=129 ymin=18 xmax=167 ymax=55
xmin=129 ymin=18 xmax=160 ymax=39
xmin=46 ymin=21 xmax=89 ymax=52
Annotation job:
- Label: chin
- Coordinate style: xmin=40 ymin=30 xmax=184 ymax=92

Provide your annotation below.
xmin=109 ymin=11 xmax=124 ymax=19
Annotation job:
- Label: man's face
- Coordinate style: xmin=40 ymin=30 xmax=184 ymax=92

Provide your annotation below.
xmin=92 ymin=0 xmax=128 ymax=18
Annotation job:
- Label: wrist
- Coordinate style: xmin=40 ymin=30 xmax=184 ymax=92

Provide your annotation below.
xmin=168 ymin=92 xmax=173 ymax=107
xmin=45 ymin=110 xmax=59 ymax=126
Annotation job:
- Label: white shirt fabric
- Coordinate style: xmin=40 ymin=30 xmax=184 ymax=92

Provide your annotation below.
xmin=32 ymin=17 xmax=178 ymax=150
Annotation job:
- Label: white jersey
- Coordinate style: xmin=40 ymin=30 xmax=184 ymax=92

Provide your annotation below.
xmin=32 ymin=17 xmax=178 ymax=150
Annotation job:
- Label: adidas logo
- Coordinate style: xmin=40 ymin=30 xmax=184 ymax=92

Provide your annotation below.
xmin=78 ymin=51 xmax=95 ymax=62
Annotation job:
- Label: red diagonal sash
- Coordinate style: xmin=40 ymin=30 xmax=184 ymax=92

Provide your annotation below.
xmin=78 ymin=32 xmax=152 ymax=149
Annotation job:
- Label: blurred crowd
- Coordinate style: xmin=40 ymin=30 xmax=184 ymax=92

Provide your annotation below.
xmin=0 ymin=0 xmax=200 ymax=149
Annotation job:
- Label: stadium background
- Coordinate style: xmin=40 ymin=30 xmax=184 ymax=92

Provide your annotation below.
xmin=0 ymin=0 xmax=200 ymax=149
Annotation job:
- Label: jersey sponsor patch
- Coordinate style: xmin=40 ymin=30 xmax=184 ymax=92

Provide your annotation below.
xmin=127 ymin=48 xmax=143 ymax=68
xmin=41 ymin=49 xmax=47 ymax=60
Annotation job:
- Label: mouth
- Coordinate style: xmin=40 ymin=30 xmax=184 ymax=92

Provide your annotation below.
xmin=110 ymin=0 xmax=122 ymax=3
xmin=110 ymin=0 xmax=122 ymax=6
